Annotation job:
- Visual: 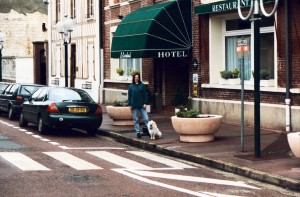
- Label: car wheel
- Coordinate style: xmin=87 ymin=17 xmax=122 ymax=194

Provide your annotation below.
xmin=38 ymin=117 xmax=48 ymax=134
xmin=8 ymin=107 xmax=15 ymax=120
xmin=19 ymin=113 xmax=28 ymax=127
xmin=86 ymin=128 xmax=98 ymax=136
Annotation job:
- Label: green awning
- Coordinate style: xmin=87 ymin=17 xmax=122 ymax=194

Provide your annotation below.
xmin=111 ymin=0 xmax=192 ymax=58
xmin=195 ymin=0 xmax=275 ymax=15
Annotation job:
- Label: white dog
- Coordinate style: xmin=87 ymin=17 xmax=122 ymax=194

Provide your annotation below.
xmin=147 ymin=120 xmax=162 ymax=140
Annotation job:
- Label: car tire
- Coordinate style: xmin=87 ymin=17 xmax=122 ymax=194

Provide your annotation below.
xmin=86 ymin=128 xmax=98 ymax=136
xmin=19 ymin=113 xmax=28 ymax=127
xmin=38 ymin=117 xmax=48 ymax=134
xmin=8 ymin=107 xmax=15 ymax=120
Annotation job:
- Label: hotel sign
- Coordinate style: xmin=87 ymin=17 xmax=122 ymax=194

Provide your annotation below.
xmin=157 ymin=50 xmax=188 ymax=58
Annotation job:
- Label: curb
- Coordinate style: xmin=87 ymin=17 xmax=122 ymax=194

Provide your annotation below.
xmin=98 ymin=129 xmax=300 ymax=192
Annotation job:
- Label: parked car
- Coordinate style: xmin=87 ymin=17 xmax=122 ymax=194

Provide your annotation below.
xmin=0 ymin=83 xmax=44 ymax=119
xmin=0 ymin=82 xmax=12 ymax=94
xmin=19 ymin=87 xmax=103 ymax=136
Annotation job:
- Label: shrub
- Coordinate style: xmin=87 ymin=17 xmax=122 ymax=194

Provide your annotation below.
xmin=220 ymin=69 xmax=239 ymax=79
xmin=113 ymin=100 xmax=128 ymax=106
xmin=116 ymin=68 xmax=124 ymax=76
xmin=231 ymin=69 xmax=239 ymax=78
xmin=252 ymin=69 xmax=270 ymax=80
xmin=176 ymin=108 xmax=200 ymax=118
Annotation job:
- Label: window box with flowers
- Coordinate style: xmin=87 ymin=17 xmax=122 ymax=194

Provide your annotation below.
xmin=247 ymin=69 xmax=274 ymax=87
xmin=219 ymin=69 xmax=240 ymax=85
xmin=116 ymin=68 xmax=127 ymax=81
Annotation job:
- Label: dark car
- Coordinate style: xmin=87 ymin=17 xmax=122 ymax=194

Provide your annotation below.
xmin=0 ymin=82 xmax=12 ymax=94
xmin=0 ymin=83 xmax=44 ymax=119
xmin=19 ymin=87 xmax=103 ymax=136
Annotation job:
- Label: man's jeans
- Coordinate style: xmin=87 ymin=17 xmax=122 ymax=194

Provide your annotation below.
xmin=132 ymin=107 xmax=149 ymax=134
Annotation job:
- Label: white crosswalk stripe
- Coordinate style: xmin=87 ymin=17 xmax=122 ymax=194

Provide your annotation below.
xmin=43 ymin=152 xmax=102 ymax=170
xmin=127 ymin=151 xmax=196 ymax=169
xmin=0 ymin=152 xmax=50 ymax=171
xmin=86 ymin=151 xmax=153 ymax=170
xmin=0 ymin=151 xmax=195 ymax=171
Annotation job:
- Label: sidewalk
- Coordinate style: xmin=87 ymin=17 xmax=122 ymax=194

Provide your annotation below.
xmin=98 ymin=106 xmax=300 ymax=192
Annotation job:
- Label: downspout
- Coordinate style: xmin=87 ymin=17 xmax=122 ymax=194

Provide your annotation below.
xmin=98 ymin=0 xmax=104 ymax=104
xmin=285 ymin=0 xmax=291 ymax=133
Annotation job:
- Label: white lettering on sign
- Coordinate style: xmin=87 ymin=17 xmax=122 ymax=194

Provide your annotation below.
xmin=82 ymin=83 xmax=92 ymax=89
xmin=158 ymin=51 xmax=188 ymax=58
xmin=212 ymin=0 xmax=250 ymax=13
xmin=120 ymin=52 xmax=131 ymax=58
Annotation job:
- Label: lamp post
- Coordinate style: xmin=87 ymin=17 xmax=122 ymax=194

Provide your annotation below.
xmin=0 ymin=32 xmax=6 ymax=82
xmin=56 ymin=15 xmax=75 ymax=87
xmin=237 ymin=0 xmax=278 ymax=157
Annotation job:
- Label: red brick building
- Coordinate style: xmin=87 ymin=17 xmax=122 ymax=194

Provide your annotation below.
xmin=103 ymin=0 xmax=300 ymax=131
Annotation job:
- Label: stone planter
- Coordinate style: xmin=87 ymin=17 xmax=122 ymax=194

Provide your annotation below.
xmin=171 ymin=115 xmax=222 ymax=142
xmin=219 ymin=78 xmax=240 ymax=85
xmin=106 ymin=105 xmax=133 ymax=126
xmin=287 ymin=132 xmax=300 ymax=158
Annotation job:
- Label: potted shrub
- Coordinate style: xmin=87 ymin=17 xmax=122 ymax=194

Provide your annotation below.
xmin=171 ymin=108 xmax=222 ymax=142
xmin=219 ymin=68 xmax=240 ymax=85
xmin=106 ymin=100 xmax=134 ymax=126
xmin=250 ymin=69 xmax=274 ymax=87
xmin=116 ymin=68 xmax=127 ymax=81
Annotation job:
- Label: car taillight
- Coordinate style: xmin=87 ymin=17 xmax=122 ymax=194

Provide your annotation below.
xmin=94 ymin=105 xmax=102 ymax=115
xmin=47 ymin=103 xmax=60 ymax=113
xmin=16 ymin=96 xmax=23 ymax=102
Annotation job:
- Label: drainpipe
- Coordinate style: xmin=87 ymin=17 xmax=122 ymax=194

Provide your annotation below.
xmin=285 ymin=0 xmax=291 ymax=133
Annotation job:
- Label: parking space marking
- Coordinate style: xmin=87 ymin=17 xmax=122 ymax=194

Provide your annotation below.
xmin=18 ymin=129 xmax=27 ymax=132
xmin=25 ymin=132 xmax=34 ymax=135
xmin=59 ymin=146 xmax=125 ymax=150
xmin=32 ymin=135 xmax=42 ymax=139
xmin=49 ymin=142 xmax=60 ymax=146
xmin=40 ymin=138 xmax=51 ymax=142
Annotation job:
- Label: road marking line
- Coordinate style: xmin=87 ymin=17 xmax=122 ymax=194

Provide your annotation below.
xmin=19 ymin=129 xmax=27 ymax=132
xmin=87 ymin=151 xmax=152 ymax=170
xmin=13 ymin=126 xmax=19 ymax=129
xmin=25 ymin=132 xmax=34 ymax=135
xmin=113 ymin=169 xmax=214 ymax=197
xmin=32 ymin=135 xmax=42 ymax=139
xmin=49 ymin=142 xmax=60 ymax=145
xmin=127 ymin=170 xmax=260 ymax=190
xmin=59 ymin=146 xmax=125 ymax=150
xmin=127 ymin=151 xmax=196 ymax=169
xmin=40 ymin=138 xmax=51 ymax=142
xmin=43 ymin=152 xmax=102 ymax=170
xmin=0 ymin=152 xmax=50 ymax=171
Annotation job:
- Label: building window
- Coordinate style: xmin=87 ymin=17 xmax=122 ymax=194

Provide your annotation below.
xmin=87 ymin=0 xmax=94 ymax=18
xmin=223 ymin=16 xmax=274 ymax=81
xmin=56 ymin=0 xmax=61 ymax=22
xmin=71 ymin=0 xmax=76 ymax=19
xmin=119 ymin=59 xmax=141 ymax=78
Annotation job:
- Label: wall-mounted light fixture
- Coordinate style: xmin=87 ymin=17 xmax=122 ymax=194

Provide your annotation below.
xmin=192 ymin=58 xmax=198 ymax=70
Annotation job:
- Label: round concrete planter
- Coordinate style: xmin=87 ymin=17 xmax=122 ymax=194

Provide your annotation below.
xmin=171 ymin=115 xmax=222 ymax=142
xmin=287 ymin=132 xmax=300 ymax=158
xmin=106 ymin=105 xmax=133 ymax=126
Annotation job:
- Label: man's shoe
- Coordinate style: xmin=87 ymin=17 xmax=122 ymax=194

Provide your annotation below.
xmin=136 ymin=133 xmax=141 ymax=138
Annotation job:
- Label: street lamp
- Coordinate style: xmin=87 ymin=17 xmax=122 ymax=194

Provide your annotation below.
xmin=0 ymin=32 xmax=6 ymax=82
xmin=237 ymin=0 xmax=278 ymax=157
xmin=56 ymin=15 xmax=75 ymax=87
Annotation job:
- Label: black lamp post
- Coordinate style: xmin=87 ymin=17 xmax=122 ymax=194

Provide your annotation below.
xmin=237 ymin=0 xmax=278 ymax=157
xmin=0 ymin=32 xmax=6 ymax=82
xmin=56 ymin=15 xmax=75 ymax=87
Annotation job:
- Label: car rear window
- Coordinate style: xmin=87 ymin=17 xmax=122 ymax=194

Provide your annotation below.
xmin=48 ymin=88 xmax=94 ymax=103
xmin=20 ymin=86 xmax=42 ymax=96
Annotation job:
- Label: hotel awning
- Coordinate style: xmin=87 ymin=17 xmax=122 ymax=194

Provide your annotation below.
xmin=111 ymin=0 xmax=192 ymax=58
xmin=194 ymin=0 xmax=275 ymax=15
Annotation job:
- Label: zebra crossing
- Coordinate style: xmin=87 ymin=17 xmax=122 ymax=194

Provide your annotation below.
xmin=0 ymin=150 xmax=195 ymax=172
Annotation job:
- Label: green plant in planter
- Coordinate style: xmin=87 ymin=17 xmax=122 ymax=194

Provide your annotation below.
xmin=113 ymin=99 xmax=128 ymax=107
xmin=220 ymin=69 xmax=239 ymax=79
xmin=252 ymin=69 xmax=270 ymax=80
xmin=176 ymin=108 xmax=200 ymax=118
xmin=231 ymin=69 xmax=239 ymax=78
xmin=116 ymin=68 xmax=124 ymax=76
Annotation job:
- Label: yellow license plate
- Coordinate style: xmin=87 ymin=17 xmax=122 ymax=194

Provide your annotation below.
xmin=68 ymin=107 xmax=87 ymax=113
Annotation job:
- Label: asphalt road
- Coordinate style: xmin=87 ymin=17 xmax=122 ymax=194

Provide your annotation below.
xmin=0 ymin=115 xmax=299 ymax=197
